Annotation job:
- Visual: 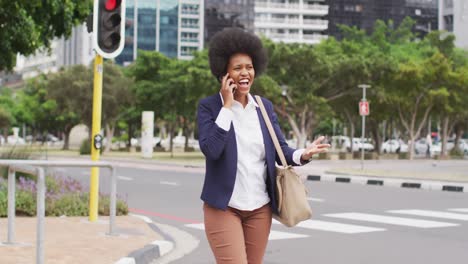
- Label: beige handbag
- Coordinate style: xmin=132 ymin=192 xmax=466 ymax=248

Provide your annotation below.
xmin=255 ymin=95 xmax=312 ymax=227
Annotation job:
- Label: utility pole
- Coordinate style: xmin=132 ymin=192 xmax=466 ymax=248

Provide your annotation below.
xmin=358 ymin=84 xmax=371 ymax=170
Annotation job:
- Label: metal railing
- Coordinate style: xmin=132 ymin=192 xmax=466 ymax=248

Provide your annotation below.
xmin=1 ymin=160 xmax=117 ymax=264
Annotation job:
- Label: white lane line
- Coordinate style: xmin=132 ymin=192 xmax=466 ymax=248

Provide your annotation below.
xmin=448 ymin=208 xmax=468 ymax=213
xmin=323 ymin=213 xmax=459 ymax=228
xmin=272 ymin=219 xmax=385 ymax=234
xmin=388 ymin=210 xmax=468 ymax=221
xmin=307 ymin=197 xmax=324 ymax=202
xmin=118 ymin=176 xmax=133 ymax=181
xmin=185 ymin=223 xmax=308 ymax=240
xmin=160 ymin=181 xmax=179 ymax=186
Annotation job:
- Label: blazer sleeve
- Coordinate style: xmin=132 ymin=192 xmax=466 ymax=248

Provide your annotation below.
xmin=266 ymin=99 xmax=300 ymax=166
xmin=197 ymin=99 xmax=231 ymax=160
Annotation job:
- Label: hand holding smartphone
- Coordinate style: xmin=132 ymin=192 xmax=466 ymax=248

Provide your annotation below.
xmin=220 ymin=73 xmax=237 ymax=108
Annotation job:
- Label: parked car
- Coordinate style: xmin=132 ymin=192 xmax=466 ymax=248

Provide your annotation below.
xmin=458 ymin=139 xmax=468 ymax=155
xmin=381 ymin=139 xmax=408 ymax=153
xmin=331 ymin=136 xmax=374 ymax=152
xmin=6 ymin=135 xmax=26 ymax=145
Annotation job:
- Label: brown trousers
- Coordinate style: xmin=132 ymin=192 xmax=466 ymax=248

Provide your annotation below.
xmin=203 ymin=203 xmax=272 ymax=264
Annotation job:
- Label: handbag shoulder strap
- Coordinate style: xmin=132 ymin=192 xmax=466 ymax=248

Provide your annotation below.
xmin=255 ymin=95 xmax=288 ymax=168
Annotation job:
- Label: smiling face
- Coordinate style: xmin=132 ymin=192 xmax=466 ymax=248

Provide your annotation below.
xmin=226 ymin=53 xmax=255 ymax=97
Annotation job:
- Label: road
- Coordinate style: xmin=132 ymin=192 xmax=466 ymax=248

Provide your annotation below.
xmin=57 ymin=163 xmax=468 ymax=264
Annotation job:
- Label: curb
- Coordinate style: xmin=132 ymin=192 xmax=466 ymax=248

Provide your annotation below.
xmin=307 ymin=172 xmax=468 ymax=193
xmin=114 ymin=214 xmax=174 ymax=264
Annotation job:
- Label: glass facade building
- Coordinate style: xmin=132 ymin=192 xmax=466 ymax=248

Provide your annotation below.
xmin=116 ymin=0 xmax=203 ymax=65
xmin=326 ymin=0 xmax=438 ymax=39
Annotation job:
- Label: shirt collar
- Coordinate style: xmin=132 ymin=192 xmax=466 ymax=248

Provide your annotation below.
xmin=219 ymin=93 xmax=259 ymax=108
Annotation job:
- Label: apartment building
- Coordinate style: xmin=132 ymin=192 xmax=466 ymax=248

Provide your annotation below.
xmin=254 ymin=0 xmax=329 ymax=44
xmin=439 ymin=0 xmax=468 ymax=48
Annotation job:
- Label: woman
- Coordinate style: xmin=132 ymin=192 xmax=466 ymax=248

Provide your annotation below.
xmin=197 ymin=28 xmax=330 ymax=264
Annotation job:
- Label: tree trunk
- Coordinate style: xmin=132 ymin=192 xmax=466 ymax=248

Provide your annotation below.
xmin=183 ymin=120 xmax=190 ymax=151
xmin=370 ymin=121 xmax=381 ymax=155
xmin=439 ymin=116 xmax=449 ymax=159
xmin=344 ymin=109 xmax=355 ymax=153
xmin=63 ymin=126 xmax=72 ymax=150
xmin=408 ymin=134 xmax=416 ymax=160
xmin=105 ymin=123 xmax=115 ymax=153
xmin=453 ymin=125 xmax=463 ymax=151
xmin=127 ymin=123 xmax=133 ymax=148
xmin=169 ymin=123 xmax=174 ymax=158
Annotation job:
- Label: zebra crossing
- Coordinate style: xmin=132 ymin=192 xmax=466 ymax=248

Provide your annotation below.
xmin=184 ymin=208 xmax=468 ymax=241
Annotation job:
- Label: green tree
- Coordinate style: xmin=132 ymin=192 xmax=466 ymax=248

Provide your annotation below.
xmin=0 ymin=1 xmax=92 ymax=70
xmin=15 ymin=75 xmax=58 ymax=142
xmin=80 ymin=61 xmax=134 ymax=152
xmin=47 ymin=65 xmax=91 ymax=150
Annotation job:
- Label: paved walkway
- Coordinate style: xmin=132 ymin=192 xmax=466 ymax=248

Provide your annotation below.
xmin=0 ymin=216 xmax=163 ymax=264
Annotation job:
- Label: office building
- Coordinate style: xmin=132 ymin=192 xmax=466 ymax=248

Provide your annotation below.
xmin=327 ymin=0 xmax=438 ymax=39
xmin=254 ymin=0 xmax=329 ymax=44
xmin=116 ymin=0 xmax=204 ymax=65
xmin=204 ymin=0 xmax=255 ymax=45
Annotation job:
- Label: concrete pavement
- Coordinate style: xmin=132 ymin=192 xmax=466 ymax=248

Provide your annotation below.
xmin=0 ymin=215 xmax=171 ymax=264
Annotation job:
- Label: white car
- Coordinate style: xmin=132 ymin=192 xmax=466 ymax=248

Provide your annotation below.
xmin=381 ymin=139 xmax=408 ymax=153
xmin=458 ymin=139 xmax=468 ymax=155
xmin=7 ymin=136 xmax=26 ymax=145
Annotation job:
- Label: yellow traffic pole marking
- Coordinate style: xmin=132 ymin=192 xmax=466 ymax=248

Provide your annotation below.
xmin=89 ymin=54 xmax=103 ymax=222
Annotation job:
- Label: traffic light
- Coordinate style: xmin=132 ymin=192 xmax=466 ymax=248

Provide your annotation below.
xmin=93 ymin=0 xmax=126 ymax=58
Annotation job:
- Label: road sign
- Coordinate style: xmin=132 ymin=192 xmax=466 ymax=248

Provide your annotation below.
xmin=359 ymin=101 xmax=369 ymax=116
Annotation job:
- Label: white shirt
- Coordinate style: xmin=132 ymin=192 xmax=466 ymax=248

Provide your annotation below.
xmin=216 ymin=93 xmax=304 ymax=211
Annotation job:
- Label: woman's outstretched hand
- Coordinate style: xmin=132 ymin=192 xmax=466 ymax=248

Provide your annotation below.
xmin=301 ymin=136 xmax=331 ymax=161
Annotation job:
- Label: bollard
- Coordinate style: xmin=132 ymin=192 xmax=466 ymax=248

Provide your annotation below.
xmin=36 ymin=168 xmax=45 ymax=264
xmin=7 ymin=168 xmax=16 ymax=244
xmin=109 ymin=166 xmax=117 ymax=236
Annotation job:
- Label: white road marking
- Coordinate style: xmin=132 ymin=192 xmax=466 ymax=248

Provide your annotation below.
xmin=118 ymin=176 xmax=133 ymax=181
xmin=388 ymin=210 xmax=468 ymax=221
xmin=160 ymin=181 xmax=179 ymax=186
xmin=268 ymin=230 xmax=308 ymax=240
xmin=185 ymin=223 xmax=308 ymax=240
xmin=324 ymin=213 xmax=459 ymax=228
xmin=307 ymin=197 xmax=324 ymax=202
xmin=447 ymin=208 xmax=468 ymax=213
xmin=81 ymin=171 xmax=90 ymax=175
xmin=272 ymin=219 xmax=385 ymax=234
xmin=185 ymin=223 xmax=204 ymax=230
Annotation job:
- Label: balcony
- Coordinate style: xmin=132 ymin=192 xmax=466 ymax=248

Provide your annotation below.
xmin=181 ymin=24 xmax=199 ymax=29
xmin=265 ymin=32 xmax=328 ymax=44
xmin=255 ymin=18 xmax=328 ymax=31
xmin=255 ymin=1 xmax=328 ymax=16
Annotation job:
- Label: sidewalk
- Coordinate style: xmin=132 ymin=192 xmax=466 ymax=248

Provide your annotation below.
xmin=0 ymin=215 xmax=167 ymax=264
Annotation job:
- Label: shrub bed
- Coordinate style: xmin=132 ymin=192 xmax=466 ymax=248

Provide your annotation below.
xmin=0 ymin=175 xmax=128 ymax=217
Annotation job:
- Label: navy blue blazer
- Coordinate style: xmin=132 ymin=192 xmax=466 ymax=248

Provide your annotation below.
xmin=197 ymin=94 xmax=301 ymax=215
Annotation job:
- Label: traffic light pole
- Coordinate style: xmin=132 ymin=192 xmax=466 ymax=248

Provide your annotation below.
xmin=89 ymin=54 xmax=103 ymax=221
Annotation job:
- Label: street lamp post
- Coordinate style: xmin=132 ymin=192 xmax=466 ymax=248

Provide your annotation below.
xmin=358 ymin=84 xmax=371 ymax=170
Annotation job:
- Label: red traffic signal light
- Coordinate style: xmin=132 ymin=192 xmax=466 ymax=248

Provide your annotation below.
xmin=105 ymin=0 xmax=120 ymax=11
xmin=93 ymin=0 xmax=126 ymax=58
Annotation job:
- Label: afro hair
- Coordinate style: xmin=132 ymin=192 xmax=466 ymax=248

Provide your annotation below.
xmin=208 ymin=27 xmax=268 ymax=81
